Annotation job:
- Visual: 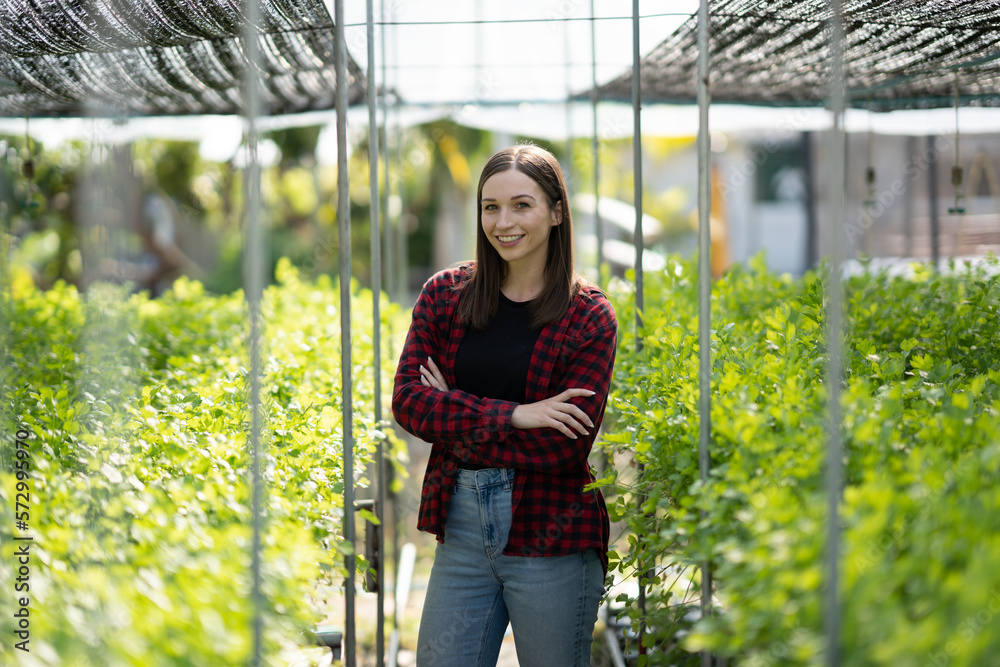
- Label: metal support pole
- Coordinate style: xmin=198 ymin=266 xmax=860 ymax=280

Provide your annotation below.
xmin=696 ymin=1 xmax=713 ymax=665
xmin=563 ymin=17 xmax=573 ymax=189
xmin=0 ymin=141 xmax=8 ymax=397
xmin=590 ymin=0 xmax=603 ymax=278
xmin=365 ymin=2 xmax=386 ymax=665
xmin=903 ymin=136 xmax=915 ymax=257
xmin=391 ymin=20 xmax=407 ymax=303
xmin=824 ymin=2 xmax=846 ymax=666
xmin=241 ymin=2 xmax=266 ymax=665
xmin=334 ymin=1 xmax=356 ymax=664
xmin=380 ymin=0 xmax=394 ymax=303
xmin=378 ymin=15 xmax=401 ymax=638
xmin=631 ymin=0 xmax=644 ymax=323
xmin=396 ymin=118 xmax=408 ymax=302
xmin=631 ymin=0 xmax=650 ymax=657
xmin=927 ymin=135 xmax=941 ymax=269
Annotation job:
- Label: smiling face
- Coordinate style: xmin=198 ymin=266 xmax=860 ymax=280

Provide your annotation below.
xmin=479 ymin=167 xmax=563 ymax=278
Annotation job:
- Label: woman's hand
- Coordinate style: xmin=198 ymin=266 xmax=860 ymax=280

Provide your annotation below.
xmin=511 ymin=388 xmax=596 ymax=439
xmin=419 ymin=356 xmax=450 ymax=391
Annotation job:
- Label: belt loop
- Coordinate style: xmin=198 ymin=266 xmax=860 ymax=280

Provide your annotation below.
xmin=503 ymin=469 xmax=512 ymax=492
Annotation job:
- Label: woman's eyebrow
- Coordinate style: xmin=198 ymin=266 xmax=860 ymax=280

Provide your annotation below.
xmin=481 ymin=194 xmax=537 ymax=202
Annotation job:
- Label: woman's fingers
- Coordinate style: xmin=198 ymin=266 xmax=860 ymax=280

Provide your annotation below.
xmin=550 ymin=412 xmax=584 ymax=439
xmin=553 ymin=387 xmax=596 ymax=401
xmin=539 ymin=403 xmax=589 ymax=437
xmin=426 ymin=357 xmax=448 ymax=388
xmin=511 ymin=388 xmax=596 ymax=437
xmin=550 ymin=389 xmax=595 ymax=428
xmin=419 ymin=357 xmax=450 ymax=391
xmin=419 ymin=366 xmax=442 ymax=390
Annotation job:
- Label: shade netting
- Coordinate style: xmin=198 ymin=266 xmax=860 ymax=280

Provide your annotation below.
xmin=0 ymin=0 xmax=365 ymax=117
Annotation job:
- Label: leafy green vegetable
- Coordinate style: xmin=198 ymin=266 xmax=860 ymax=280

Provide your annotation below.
xmin=0 ymin=258 xmax=407 ymax=665
xmin=602 ymin=254 xmax=1000 ymax=666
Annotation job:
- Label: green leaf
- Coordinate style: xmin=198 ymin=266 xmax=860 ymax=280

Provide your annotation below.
xmin=357 ymin=508 xmax=380 ymax=526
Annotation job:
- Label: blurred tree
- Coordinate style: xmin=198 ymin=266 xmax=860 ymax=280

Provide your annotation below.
xmin=1 ymin=134 xmax=79 ymax=288
xmin=2 ymin=123 xmax=523 ymax=300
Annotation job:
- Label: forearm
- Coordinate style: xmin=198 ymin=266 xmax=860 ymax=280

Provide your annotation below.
xmin=450 ymin=393 xmax=609 ymax=474
xmin=392 ymin=380 xmax=516 ymax=445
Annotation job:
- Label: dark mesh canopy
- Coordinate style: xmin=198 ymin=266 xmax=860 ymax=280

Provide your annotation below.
xmin=591 ymin=0 xmax=1000 ymax=110
xmin=0 ymin=0 xmax=366 ymax=117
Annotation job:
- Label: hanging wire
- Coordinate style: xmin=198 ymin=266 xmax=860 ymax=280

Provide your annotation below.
xmin=928 ymin=132 xmax=942 ymax=269
xmin=949 ymin=74 xmax=966 ymax=215
xmin=862 ymin=98 xmax=877 ymax=211
xmin=345 ymin=12 xmax=692 ymax=27
xmin=22 ymin=117 xmax=33 ymax=180
xmin=20 ymin=117 xmax=38 ymax=209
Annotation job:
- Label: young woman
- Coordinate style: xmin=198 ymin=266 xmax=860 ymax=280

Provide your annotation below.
xmin=391 ymin=144 xmax=618 ymax=667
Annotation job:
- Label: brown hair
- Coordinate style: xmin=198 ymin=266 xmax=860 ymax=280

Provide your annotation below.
xmin=457 ymin=143 xmax=582 ymax=330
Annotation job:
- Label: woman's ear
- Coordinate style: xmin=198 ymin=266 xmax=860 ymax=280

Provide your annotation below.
xmin=552 ymin=200 xmax=563 ymax=226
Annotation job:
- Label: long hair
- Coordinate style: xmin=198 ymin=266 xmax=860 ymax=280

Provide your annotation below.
xmin=457 ymin=144 xmax=581 ymax=330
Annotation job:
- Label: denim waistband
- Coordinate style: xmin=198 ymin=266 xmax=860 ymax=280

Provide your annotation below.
xmin=455 ymin=467 xmax=514 ymax=490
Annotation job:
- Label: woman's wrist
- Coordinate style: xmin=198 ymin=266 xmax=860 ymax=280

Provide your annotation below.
xmin=511 ymin=404 xmax=525 ymax=430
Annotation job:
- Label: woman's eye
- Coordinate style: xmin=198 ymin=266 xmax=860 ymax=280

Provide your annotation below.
xmin=483 ymin=204 xmax=497 ymax=211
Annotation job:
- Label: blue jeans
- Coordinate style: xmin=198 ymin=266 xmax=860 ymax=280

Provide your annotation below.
xmin=416 ymin=468 xmax=605 ymax=667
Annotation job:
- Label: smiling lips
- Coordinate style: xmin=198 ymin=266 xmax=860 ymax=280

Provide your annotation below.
xmin=496 ymin=234 xmax=525 ymax=246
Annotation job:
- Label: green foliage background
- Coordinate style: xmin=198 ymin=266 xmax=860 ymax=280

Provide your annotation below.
xmin=602 ymin=255 xmax=1000 ymax=666
xmin=0 ymin=259 xmax=407 ymax=666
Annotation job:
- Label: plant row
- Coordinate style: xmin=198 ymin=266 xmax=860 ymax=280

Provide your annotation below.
xmin=602 ymin=255 xmax=1000 ymax=666
xmin=0 ymin=258 xmax=406 ymax=666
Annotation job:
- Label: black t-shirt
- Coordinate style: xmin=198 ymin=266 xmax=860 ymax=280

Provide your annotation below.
xmin=455 ymin=292 xmax=542 ymax=405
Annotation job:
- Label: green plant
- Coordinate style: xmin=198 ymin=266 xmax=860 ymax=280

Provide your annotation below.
xmin=0 ymin=259 xmax=407 ymax=666
xmin=602 ymin=255 xmax=1000 ymax=666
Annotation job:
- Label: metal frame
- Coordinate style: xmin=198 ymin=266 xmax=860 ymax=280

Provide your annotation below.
xmin=630 ymin=0 xmax=650 ymax=658
xmin=590 ymin=0 xmax=603 ymax=276
xmin=241 ymin=1 xmax=266 ymax=665
xmin=824 ymin=2 xmax=846 ymax=665
xmin=696 ymin=1 xmax=714 ymax=665
xmin=365 ymin=2 xmax=387 ymax=665
xmin=4 ymin=3 xmax=876 ymax=664
xmin=333 ymin=2 xmax=357 ymax=665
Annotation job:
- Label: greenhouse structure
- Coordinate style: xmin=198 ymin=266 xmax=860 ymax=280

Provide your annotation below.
xmin=2 ymin=1 xmax=999 ymax=667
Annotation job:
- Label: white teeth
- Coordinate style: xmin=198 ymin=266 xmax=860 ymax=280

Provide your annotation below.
xmin=497 ymin=235 xmax=523 ymax=242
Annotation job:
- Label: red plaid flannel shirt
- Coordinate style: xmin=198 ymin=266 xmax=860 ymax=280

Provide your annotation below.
xmin=391 ymin=265 xmax=617 ymax=568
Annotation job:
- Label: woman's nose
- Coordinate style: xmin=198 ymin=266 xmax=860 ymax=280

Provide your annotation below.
xmin=497 ymin=208 xmax=514 ymax=228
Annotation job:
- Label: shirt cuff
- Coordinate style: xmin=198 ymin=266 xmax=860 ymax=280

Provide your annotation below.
xmin=472 ymin=398 xmax=515 ymax=443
